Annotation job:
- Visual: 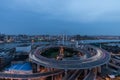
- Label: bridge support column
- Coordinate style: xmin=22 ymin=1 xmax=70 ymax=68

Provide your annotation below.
xmin=55 ymin=74 xmax=62 ymax=80
xmin=84 ymin=69 xmax=88 ymax=76
xmin=54 ymin=75 xmax=58 ymax=80
xmin=51 ymin=75 xmax=54 ymax=80
xmin=98 ymin=67 xmax=101 ymax=73
xmin=37 ymin=64 xmax=40 ymax=72
xmin=60 ymin=74 xmax=62 ymax=79
xmin=50 ymin=68 xmax=54 ymax=80
xmin=64 ymin=69 xmax=68 ymax=80
xmin=94 ymin=67 xmax=98 ymax=74
xmin=105 ymin=64 xmax=108 ymax=68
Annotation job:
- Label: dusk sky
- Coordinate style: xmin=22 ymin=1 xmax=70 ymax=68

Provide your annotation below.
xmin=0 ymin=0 xmax=120 ymax=35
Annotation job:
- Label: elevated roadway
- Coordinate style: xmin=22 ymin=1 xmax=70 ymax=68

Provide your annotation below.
xmin=0 ymin=70 xmax=64 ymax=79
xmin=68 ymin=70 xmax=82 ymax=80
xmin=29 ymin=45 xmax=111 ymax=69
xmin=83 ymin=70 xmax=96 ymax=80
xmin=108 ymin=63 xmax=120 ymax=70
xmin=0 ymin=44 xmax=111 ymax=79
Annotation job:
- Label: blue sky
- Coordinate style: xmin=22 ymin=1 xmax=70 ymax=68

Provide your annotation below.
xmin=0 ymin=0 xmax=120 ymax=35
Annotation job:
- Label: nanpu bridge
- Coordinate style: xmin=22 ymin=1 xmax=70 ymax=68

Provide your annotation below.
xmin=0 ymin=44 xmax=112 ymax=80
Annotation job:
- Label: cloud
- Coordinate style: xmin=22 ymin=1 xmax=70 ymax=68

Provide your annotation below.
xmin=3 ymin=0 xmax=119 ymax=23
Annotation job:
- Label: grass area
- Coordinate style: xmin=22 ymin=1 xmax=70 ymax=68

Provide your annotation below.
xmin=41 ymin=48 xmax=59 ymax=58
xmin=50 ymin=52 xmax=58 ymax=58
xmin=41 ymin=48 xmax=75 ymax=58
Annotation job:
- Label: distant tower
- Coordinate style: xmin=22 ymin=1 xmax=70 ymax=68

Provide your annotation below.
xmin=31 ymin=39 xmax=34 ymax=46
xmin=76 ymin=41 xmax=79 ymax=48
xmin=100 ymin=43 xmax=102 ymax=48
xmin=49 ymin=36 xmax=50 ymax=40
xmin=62 ymin=34 xmax=64 ymax=45
xmin=65 ymin=35 xmax=67 ymax=41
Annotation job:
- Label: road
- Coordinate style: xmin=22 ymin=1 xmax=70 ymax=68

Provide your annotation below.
xmin=29 ymin=45 xmax=110 ymax=69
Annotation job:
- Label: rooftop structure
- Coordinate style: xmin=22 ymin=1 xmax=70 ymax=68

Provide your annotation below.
xmin=16 ymin=45 xmax=31 ymax=53
xmin=5 ymin=62 xmax=32 ymax=74
xmin=0 ymin=41 xmax=120 ymax=80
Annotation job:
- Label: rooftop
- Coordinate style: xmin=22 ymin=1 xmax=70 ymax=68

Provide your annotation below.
xmin=6 ymin=62 xmax=32 ymax=71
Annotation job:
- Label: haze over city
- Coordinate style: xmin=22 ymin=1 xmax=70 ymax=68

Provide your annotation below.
xmin=1 ymin=1 xmax=120 ymax=80
xmin=0 ymin=0 xmax=120 ymax=35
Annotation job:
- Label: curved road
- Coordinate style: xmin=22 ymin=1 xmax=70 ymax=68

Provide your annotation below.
xmin=83 ymin=70 xmax=96 ymax=80
xmin=30 ymin=45 xmax=110 ymax=69
xmin=0 ymin=70 xmax=64 ymax=79
xmin=0 ymin=45 xmax=111 ymax=79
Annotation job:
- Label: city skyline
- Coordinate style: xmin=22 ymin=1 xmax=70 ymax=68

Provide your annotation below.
xmin=1 ymin=0 xmax=120 ymax=35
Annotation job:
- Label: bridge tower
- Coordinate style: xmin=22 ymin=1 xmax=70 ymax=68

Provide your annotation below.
xmin=62 ymin=34 xmax=65 ymax=45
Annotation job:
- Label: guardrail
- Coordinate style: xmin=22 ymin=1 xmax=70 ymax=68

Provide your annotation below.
xmin=83 ymin=70 xmax=96 ymax=80
xmin=29 ymin=45 xmax=111 ymax=69
xmin=0 ymin=70 xmax=64 ymax=79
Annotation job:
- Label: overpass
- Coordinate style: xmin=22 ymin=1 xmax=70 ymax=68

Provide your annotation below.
xmin=83 ymin=70 xmax=96 ymax=80
xmin=67 ymin=70 xmax=82 ymax=80
xmin=29 ymin=45 xmax=110 ymax=69
xmin=0 ymin=70 xmax=64 ymax=79
xmin=80 ymin=40 xmax=120 ymax=44
xmin=0 ymin=44 xmax=111 ymax=79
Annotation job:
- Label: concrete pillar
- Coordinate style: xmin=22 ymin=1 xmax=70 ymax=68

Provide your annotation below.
xmin=98 ymin=67 xmax=101 ymax=73
xmin=92 ymin=68 xmax=97 ymax=74
xmin=55 ymin=74 xmax=62 ymax=80
xmin=51 ymin=75 xmax=54 ymax=80
xmin=60 ymin=74 xmax=62 ymax=79
xmin=54 ymin=75 xmax=57 ymax=80
xmin=37 ymin=64 xmax=40 ymax=72
xmin=106 ymin=64 xmax=108 ymax=68
xmin=84 ymin=69 xmax=88 ymax=76
xmin=95 ymin=68 xmax=97 ymax=74
xmin=50 ymin=68 xmax=54 ymax=80
xmin=64 ymin=69 xmax=68 ymax=80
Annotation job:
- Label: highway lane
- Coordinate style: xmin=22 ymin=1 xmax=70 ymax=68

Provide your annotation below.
xmin=0 ymin=52 xmax=64 ymax=79
xmin=83 ymin=70 xmax=96 ymax=80
xmin=29 ymin=45 xmax=110 ymax=69
xmin=0 ymin=44 xmax=111 ymax=79
xmin=68 ymin=70 xmax=82 ymax=80
xmin=108 ymin=63 xmax=120 ymax=69
xmin=112 ymin=58 xmax=120 ymax=63
xmin=0 ymin=70 xmax=64 ymax=79
xmin=29 ymin=45 xmax=111 ymax=80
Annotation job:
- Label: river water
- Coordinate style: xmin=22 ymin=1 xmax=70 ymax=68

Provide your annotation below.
xmin=0 ymin=40 xmax=120 ymax=49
